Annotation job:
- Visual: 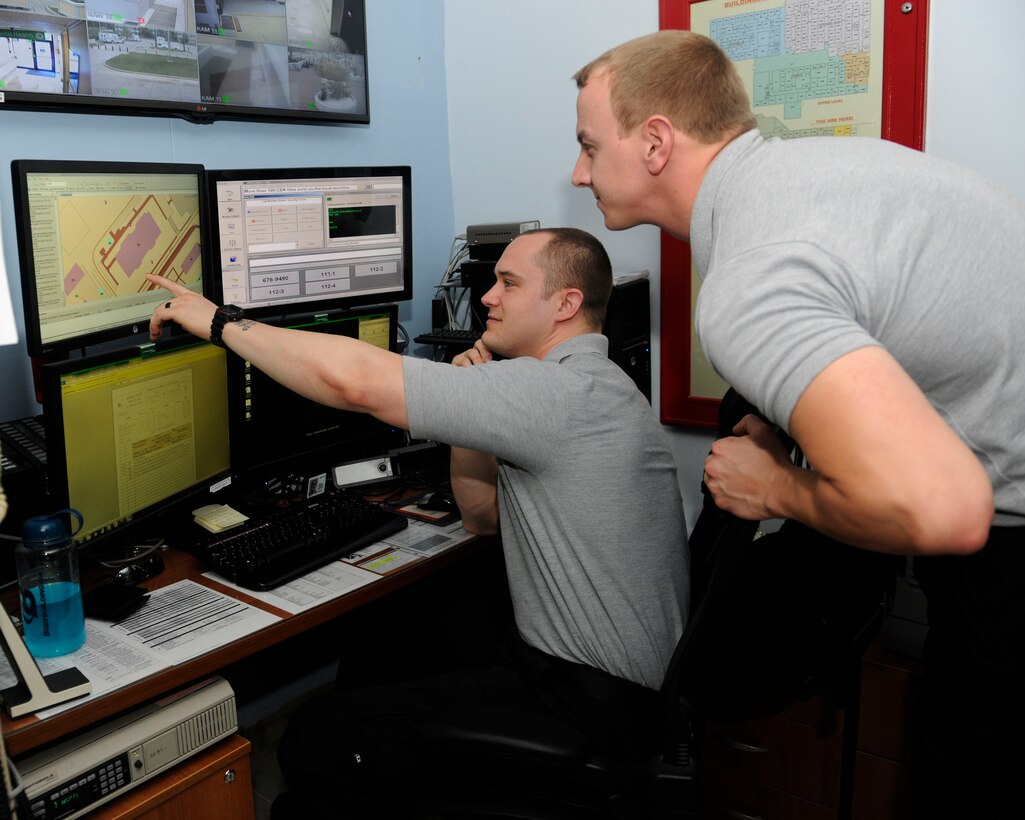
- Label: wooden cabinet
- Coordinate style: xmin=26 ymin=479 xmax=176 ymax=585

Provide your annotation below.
xmin=701 ymin=632 xmax=923 ymax=820
xmin=703 ymin=696 xmax=845 ymax=819
xmin=851 ymin=639 xmax=922 ymax=820
xmin=93 ymin=734 xmax=254 ymax=820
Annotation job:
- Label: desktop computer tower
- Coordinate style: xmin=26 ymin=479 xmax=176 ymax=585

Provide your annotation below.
xmin=604 ymin=276 xmax=651 ymax=402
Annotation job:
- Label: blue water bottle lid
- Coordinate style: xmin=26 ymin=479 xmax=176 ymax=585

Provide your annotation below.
xmin=22 ymin=509 xmax=84 ymax=547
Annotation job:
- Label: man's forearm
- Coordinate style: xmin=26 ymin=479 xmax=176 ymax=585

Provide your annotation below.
xmin=450 ymin=446 xmax=499 ymax=535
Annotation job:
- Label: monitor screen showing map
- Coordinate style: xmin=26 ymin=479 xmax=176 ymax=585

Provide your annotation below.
xmin=11 ymin=159 xmax=207 ymax=357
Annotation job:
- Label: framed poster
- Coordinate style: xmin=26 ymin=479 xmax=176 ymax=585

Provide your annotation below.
xmin=659 ymin=0 xmax=929 ymax=427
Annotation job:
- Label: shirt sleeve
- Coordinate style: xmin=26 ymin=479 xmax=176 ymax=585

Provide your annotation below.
xmin=695 ymin=241 xmax=881 ymax=431
xmin=402 ymin=356 xmax=568 ymax=472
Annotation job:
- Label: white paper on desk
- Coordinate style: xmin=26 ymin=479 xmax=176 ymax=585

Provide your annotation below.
xmin=379 ymin=518 xmax=475 ymax=557
xmin=111 ymin=579 xmax=279 ymax=662
xmin=0 ymin=581 xmax=280 ymax=720
xmin=0 ymin=619 xmax=174 ymax=720
xmin=205 ymin=561 xmax=379 ymax=615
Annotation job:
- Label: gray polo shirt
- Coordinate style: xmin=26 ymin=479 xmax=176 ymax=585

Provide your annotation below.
xmin=403 ymin=334 xmax=689 ymax=689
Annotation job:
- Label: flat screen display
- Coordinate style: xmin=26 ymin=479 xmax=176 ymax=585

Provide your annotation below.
xmin=226 ymin=304 xmax=403 ymax=482
xmin=40 ymin=339 xmax=230 ymax=546
xmin=0 ymin=0 xmax=367 ymax=125
xmin=207 ymin=165 xmax=411 ymax=317
xmin=12 ymin=159 xmax=207 ymax=357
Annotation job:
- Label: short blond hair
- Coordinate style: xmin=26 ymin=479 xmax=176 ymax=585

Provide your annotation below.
xmin=574 ymin=30 xmax=756 ymax=143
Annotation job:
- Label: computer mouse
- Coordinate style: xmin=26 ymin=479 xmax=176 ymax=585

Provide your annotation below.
xmin=418 ymin=491 xmax=457 ymax=513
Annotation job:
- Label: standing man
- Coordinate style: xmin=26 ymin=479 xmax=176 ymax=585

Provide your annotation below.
xmin=149 ymin=227 xmax=689 ymax=818
xmin=571 ymin=29 xmax=1025 ymax=819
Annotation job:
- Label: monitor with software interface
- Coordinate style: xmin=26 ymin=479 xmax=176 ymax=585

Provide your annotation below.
xmin=205 ymin=165 xmax=411 ymax=318
xmin=11 ymin=159 xmax=208 ymax=358
xmin=39 ymin=339 xmax=230 ymax=548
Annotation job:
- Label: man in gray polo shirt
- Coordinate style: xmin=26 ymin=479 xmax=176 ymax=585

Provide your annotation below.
xmin=149 ymin=227 xmax=688 ymax=818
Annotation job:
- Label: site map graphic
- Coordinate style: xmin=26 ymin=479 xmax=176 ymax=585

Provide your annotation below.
xmin=58 ymin=192 xmax=202 ymax=303
xmin=692 ymin=0 xmax=884 ymax=139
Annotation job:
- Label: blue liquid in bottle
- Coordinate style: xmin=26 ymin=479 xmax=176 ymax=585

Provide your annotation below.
xmin=21 ymin=581 xmax=86 ymax=657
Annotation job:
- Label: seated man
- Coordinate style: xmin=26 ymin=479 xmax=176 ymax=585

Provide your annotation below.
xmin=148 ymin=227 xmax=689 ymax=818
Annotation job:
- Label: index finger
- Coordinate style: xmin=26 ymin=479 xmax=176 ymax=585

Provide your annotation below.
xmin=146 ymin=273 xmax=191 ymax=296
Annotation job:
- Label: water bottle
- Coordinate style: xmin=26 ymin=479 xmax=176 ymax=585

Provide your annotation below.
xmin=16 ymin=508 xmax=87 ymax=658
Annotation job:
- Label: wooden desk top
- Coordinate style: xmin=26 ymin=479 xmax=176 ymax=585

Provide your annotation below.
xmin=2 ymin=533 xmax=492 ymax=758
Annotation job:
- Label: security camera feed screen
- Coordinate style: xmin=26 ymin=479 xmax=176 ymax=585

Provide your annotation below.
xmin=0 ymin=0 xmax=366 ymax=123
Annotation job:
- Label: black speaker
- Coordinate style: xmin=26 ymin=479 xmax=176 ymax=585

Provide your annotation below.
xmin=603 ymin=277 xmax=651 ymax=402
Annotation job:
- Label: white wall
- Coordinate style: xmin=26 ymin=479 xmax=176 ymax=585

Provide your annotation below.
xmin=924 ymin=3 xmax=1025 ymax=199
xmin=442 ymin=0 xmax=719 ymax=521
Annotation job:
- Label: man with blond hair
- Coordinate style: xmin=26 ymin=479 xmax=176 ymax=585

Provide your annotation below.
xmin=571 ymin=28 xmax=1025 ymax=820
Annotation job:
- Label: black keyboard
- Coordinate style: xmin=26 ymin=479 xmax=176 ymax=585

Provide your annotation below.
xmin=189 ymin=490 xmax=408 ymax=590
xmin=413 ymin=328 xmax=482 ymax=347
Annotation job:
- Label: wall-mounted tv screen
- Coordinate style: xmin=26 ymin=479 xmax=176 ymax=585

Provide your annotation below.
xmin=206 ymin=164 xmax=411 ymax=317
xmin=11 ymin=158 xmax=207 ymax=358
xmin=0 ymin=0 xmax=366 ymax=125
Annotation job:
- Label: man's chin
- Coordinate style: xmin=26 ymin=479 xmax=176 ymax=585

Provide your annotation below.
xmin=480 ymin=330 xmax=508 ymax=358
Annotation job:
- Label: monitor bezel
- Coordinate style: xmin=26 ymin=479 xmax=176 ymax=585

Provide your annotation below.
xmin=204 ymin=164 xmax=412 ymax=320
xmin=39 ymin=336 xmax=232 ymax=549
xmin=225 ymin=303 xmax=403 ymax=484
xmin=11 ymin=158 xmax=211 ymax=359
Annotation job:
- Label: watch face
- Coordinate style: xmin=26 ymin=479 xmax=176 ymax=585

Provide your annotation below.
xmin=219 ymin=305 xmax=245 ymax=320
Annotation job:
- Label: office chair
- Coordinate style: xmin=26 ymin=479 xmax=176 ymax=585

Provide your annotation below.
xmin=405 ymin=389 xmax=894 ymax=820
xmin=403 ymin=490 xmax=758 ymax=819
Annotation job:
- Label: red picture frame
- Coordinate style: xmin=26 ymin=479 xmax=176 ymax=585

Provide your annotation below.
xmin=658 ymin=0 xmax=930 ymax=427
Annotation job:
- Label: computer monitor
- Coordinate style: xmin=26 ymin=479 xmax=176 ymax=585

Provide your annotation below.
xmin=205 ymin=166 xmax=412 ymax=318
xmin=226 ymin=304 xmax=404 ymax=486
xmin=11 ymin=159 xmax=208 ymax=358
xmin=39 ymin=340 xmax=230 ymax=548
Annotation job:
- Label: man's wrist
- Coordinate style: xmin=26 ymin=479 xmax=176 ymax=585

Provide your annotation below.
xmin=210 ymin=304 xmax=245 ymax=348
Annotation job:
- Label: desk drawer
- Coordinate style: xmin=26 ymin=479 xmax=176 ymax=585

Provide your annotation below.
xmin=704 ymin=716 xmax=842 ymax=807
xmin=704 ymin=763 xmax=837 ymax=820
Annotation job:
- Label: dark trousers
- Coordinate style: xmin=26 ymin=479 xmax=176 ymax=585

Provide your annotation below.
xmin=912 ymin=527 xmax=1025 ymax=820
xmin=274 ymin=634 xmax=658 ymax=819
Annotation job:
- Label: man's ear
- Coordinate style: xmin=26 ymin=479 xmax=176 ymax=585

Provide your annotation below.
xmin=644 ymin=115 xmax=675 ymax=175
xmin=555 ymin=289 xmax=585 ymax=323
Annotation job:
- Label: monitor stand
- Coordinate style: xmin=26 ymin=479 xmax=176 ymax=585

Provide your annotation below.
xmin=0 ymin=607 xmax=91 ymax=718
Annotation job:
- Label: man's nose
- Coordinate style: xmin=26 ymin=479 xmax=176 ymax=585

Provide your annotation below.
xmin=571 ymin=154 xmax=590 ymax=187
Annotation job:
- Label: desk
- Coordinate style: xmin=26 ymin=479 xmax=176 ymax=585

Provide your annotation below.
xmin=2 ymin=531 xmax=492 ymax=760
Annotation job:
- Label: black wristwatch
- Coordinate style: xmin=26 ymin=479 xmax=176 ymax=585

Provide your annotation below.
xmin=210 ymin=304 xmax=245 ymax=348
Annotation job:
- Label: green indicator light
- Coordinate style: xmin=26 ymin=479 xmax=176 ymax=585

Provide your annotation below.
xmin=113 ymin=14 xmax=122 ymax=20
xmin=221 ymin=96 xmax=231 ymax=103
xmin=118 ymin=89 xmax=129 ymax=95
xmin=308 ymin=102 xmax=315 ymax=109
xmin=217 ymin=27 xmax=225 ymax=35
xmin=305 ymin=40 xmax=312 ymax=47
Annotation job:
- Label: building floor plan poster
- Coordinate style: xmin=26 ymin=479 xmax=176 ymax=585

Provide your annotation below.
xmin=661 ymin=0 xmax=892 ymax=424
xmin=691 ymin=0 xmax=884 ymax=139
